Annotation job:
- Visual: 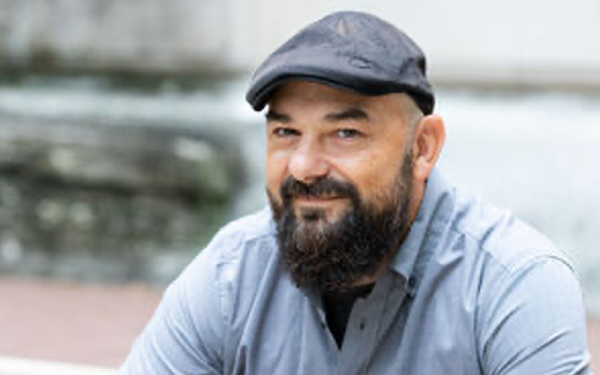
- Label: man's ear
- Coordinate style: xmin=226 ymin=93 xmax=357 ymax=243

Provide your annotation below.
xmin=411 ymin=114 xmax=446 ymax=183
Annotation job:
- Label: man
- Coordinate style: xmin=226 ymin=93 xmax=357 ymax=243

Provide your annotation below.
xmin=119 ymin=11 xmax=592 ymax=374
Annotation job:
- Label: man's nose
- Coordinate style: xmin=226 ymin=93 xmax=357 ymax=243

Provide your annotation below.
xmin=288 ymin=140 xmax=329 ymax=184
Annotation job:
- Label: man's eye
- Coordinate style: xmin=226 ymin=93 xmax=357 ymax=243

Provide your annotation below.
xmin=273 ymin=128 xmax=299 ymax=137
xmin=336 ymin=128 xmax=361 ymax=139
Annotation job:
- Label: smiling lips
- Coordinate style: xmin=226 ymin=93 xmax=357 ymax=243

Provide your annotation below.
xmin=293 ymin=195 xmax=346 ymax=206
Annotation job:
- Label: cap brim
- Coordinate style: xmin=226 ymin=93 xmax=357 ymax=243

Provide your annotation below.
xmin=247 ymin=70 xmax=434 ymax=115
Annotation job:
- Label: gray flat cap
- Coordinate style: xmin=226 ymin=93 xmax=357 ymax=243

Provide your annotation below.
xmin=246 ymin=11 xmax=435 ymax=115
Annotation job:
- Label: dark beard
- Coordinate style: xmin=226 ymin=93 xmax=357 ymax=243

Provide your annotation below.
xmin=268 ymin=153 xmax=414 ymax=294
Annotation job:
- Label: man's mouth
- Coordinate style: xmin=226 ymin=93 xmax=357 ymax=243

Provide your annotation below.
xmin=293 ymin=195 xmax=345 ymax=205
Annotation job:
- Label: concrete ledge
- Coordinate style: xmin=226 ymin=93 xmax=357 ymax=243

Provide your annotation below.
xmin=0 ymin=356 xmax=114 ymax=375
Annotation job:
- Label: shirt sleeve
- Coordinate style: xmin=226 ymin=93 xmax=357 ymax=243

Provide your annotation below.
xmin=477 ymin=257 xmax=592 ymax=375
xmin=118 ymin=242 xmax=225 ymax=375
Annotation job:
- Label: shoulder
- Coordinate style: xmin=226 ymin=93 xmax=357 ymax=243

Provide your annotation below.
xmin=442 ymin=192 xmax=589 ymax=372
xmin=186 ymin=206 xmax=278 ymax=272
xmin=184 ymin=206 xmax=279 ymax=287
xmin=450 ymin=191 xmax=574 ymax=277
xmin=168 ymin=206 xmax=278 ymax=295
xmin=117 ymin=208 xmax=279 ymax=373
xmin=207 ymin=206 xmax=277 ymax=252
xmin=179 ymin=205 xmax=281 ymax=319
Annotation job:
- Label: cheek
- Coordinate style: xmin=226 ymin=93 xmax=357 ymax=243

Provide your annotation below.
xmin=265 ymin=152 xmax=289 ymax=198
xmin=336 ymin=151 xmax=406 ymax=200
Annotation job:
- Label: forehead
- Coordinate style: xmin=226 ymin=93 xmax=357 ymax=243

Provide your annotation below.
xmin=268 ymin=81 xmax=405 ymax=118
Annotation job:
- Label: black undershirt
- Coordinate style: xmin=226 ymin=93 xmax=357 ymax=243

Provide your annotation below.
xmin=321 ymin=283 xmax=375 ymax=348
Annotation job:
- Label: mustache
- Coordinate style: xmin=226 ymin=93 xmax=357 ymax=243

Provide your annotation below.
xmin=280 ymin=176 xmax=359 ymax=202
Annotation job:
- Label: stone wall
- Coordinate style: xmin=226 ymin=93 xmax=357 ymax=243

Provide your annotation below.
xmin=0 ymin=77 xmax=244 ymax=283
xmin=0 ymin=0 xmax=236 ymax=75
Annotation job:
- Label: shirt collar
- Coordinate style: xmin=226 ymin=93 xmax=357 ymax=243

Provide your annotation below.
xmin=389 ymin=168 xmax=455 ymax=286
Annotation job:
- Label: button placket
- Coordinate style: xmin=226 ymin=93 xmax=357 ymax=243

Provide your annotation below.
xmin=336 ymin=273 xmax=394 ymax=375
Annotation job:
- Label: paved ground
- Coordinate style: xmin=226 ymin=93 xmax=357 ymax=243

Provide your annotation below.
xmin=0 ymin=277 xmax=161 ymax=368
xmin=0 ymin=276 xmax=598 ymax=372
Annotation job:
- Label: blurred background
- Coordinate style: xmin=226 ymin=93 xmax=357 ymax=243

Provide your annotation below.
xmin=0 ymin=0 xmax=598 ymax=373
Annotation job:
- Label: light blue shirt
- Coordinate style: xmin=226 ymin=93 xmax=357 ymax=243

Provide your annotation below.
xmin=119 ymin=170 xmax=592 ymax=374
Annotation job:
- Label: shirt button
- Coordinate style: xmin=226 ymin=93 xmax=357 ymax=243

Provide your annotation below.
xmin=408 ymin=277 xmax=416 ymax=288
xmin=359 ymin=322 xmax=365 ymax=330
xmin=407 ymin=277 xmax=417 ymax=296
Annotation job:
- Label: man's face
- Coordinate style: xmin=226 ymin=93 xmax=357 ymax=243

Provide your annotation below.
xmin=266 ymin=81 xmax=416 ymax=293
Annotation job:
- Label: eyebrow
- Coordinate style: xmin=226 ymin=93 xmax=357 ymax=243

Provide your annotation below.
xmin=265 ymin=107 xmax=370 ymax=124
xmin=265 ymin=110 xmax=291 ymax=123
xmin=324 ymin=107 xmax=370 ymax=123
